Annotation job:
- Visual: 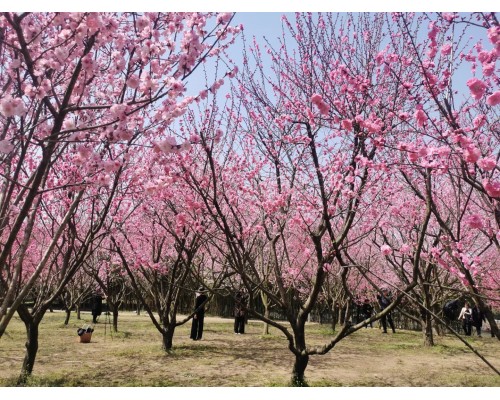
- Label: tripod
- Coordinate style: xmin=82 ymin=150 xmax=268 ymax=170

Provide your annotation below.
xmin=102 ymin=303 xmax=113 ymax=340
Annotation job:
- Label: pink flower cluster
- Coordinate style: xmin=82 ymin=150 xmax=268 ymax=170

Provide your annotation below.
xmin=466 ymin=214 xmax=484 ymax=230
xmin=483 ymin=179 xmax=500 ymax=198
xmin=0 ymin=96 xmax=27 ymax=117
xmin=0 ymin=139 xmax=14 ymax=154
xmin=311 ymin=94 xmax=330 ymax=116
xmin=414 ymin=108 xmax=426 ymax=127
xmin=462 ymin=146 xmax=481 ymax=163
xmin=467 ymin=78 xmax=487 ymax=101
xmin=477 ymin=157 xmax=497 ymax=171
xmin=486 ymin=91 xmax=500 ymax=106
xmin=381 ymin=244 xmax=392 ymax=256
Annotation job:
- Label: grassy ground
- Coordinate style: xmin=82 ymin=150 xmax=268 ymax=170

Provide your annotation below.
xmin=0 ymin=310 xmax=499 ymax=387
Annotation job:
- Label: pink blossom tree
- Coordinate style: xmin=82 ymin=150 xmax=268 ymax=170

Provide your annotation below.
xmin=181 ymin=13 xmax=438 ymax=385
xmin=384 ymin=12 xmax=500 ymax=339
xmin=0 ymin=12 xmax=240 ymax=339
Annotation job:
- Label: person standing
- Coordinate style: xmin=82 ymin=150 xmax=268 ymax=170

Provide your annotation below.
xmin=361 ymin=298 xmax=373 ymax=328
xmin=190 ymin=287 xmax=208 ymax=341
xmin=234 ymin=291 xmax=247 ymax=334
xmin=458 ymin=302 xmax=473 ymax=336
xmin=471 ymin=303 xmax=486 ymax=337
xmin=377 ymin=289 xmax=396 ymax=333
xmin=91 ymin=293 xmax=103 ymax=324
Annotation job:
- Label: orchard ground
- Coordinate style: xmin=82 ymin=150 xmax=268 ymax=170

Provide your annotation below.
xmin=0 ymin=311 xmax=499 ymax=387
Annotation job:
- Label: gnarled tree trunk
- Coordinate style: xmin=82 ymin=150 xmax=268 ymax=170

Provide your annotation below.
xmin=291 ymin=353 xmax=309 ymax=387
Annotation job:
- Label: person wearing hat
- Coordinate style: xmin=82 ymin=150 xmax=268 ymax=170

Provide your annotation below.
xmin=190 ymin=287 xmax=208 ymax=341
xmin=376 ymin=288 xmax=396 ymax=333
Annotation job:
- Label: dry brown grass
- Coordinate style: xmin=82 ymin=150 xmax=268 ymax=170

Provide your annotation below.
xmin=0 ymin=310 xmax=499 ymax=387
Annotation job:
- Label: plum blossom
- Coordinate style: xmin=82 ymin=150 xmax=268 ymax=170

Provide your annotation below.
xmin=54 ymin=47 xmax=69 ymax=62
xmin=81 ymin=54 xmax=94 ymax=72
xmin=487 ymin=25 xmax=500 ymax=46
xmin=155 ymin=137 xmax=179 ymax=153
xmin=62 ymin=119 xmax=76 ymax=130
xmin=441 ymin=43 xmax=452 ymax=55
xmin=311 ymin=94 xmax=330 ymax=116
xmin=466 ymin=214 xmax=484 ymax=230
xmin=127 ymin=75 xmax=141 ymax=89
xmin=342 ymin=119 xmax=353 ymax=131
xmin=463 ymin=146 xmax=481 ymax=163
xmin=399 ymin=244 xmax=411 ymax=255
xmin=473 ymin=114 xmax=486 ymax=128
xmin=77 ymin=145 xmax=92 ymax=158
xmin=214 ymin=129 xmax=223 ymax=143
xmin=0 ymin=96 xmax=27 ymax=117
xmin=482 ymin=63 xmax=495 ymax=77
xmin=110 ymin=104 xmax=128 ymax=120
xmin=103 ymin=160 xmax=122 ymax=173
xmin=483 ymin=179 xmax=500 ymax=198
xmin=136 ymin=16 xmax=150 ymax=31
xmin=408 ymin=150 xmax=419 ymax=162
xmin=216 ymin=12 xmax=232 ymax=24
xmin=486 ymin=91 xmax=500 ymax=106
xmin=209 ymin=78 xmax=225 ymax=94
xmin=190 ymin=134 xmax=201 ymax=144
xmin=0 ymin=139 xmax=14 ymax=154
xmin=227 ymin=66 xmax=239 ymax=78
xmin=381 ymin=244 xmax=392 ymax=256
xmin=477 ymin=157 xmax=497 ymax=171
xmin=414 ymin=108 xmax=426 ymax=127
xmin=96 ymin=174 xmax=112 ymax=187
xmin=467 ymin=78 xmax=487 ymax=100
xmin=144 ymin=182 xmax=158 ymax=194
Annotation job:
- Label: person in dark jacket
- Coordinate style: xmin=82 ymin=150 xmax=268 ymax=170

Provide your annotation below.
xmin=234 ymin=291 xmax=247 ymax=334
xmin=377 ymin=288 xmax=396 ymax=333
xmin=190 ymin=287 xmax=208 ymax=341
xmin=471 ymin=303 xmax=486 ymax=337
xmin=443 ymin=299 xmax=461 ymax=321
xmin=91 ymin=293 xmax=103 ymax=323
xmin=361 ymin=298 xmax=373 ymax=328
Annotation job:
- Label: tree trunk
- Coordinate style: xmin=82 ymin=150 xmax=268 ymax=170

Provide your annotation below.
xmin=481 ymin=304 xmax=499 ymax=340
xmin=331 ymin=303 xmax=339 ymax=332
xmin=64 ymin=309 xmax=71 ymax=325
xmin=17 ymin=319 xmax=39 ymax=385
xmin=420 ymin=290 xmax=434 ymax=346
xmin=291 ymin=324 xmax=309 ymax=386
xmin=340 ymin=305 xmax=347 ymax=325
xmin=261 ymin=291 xmax=270 ymax=335
xmin=112 ymin=306 xmax=119 ymax=332
xmin=162 ymin=328 xmax=175 ymax=350
xmin=77 ymin=305 xmax=81 ymax=320
xmin=421 ymin=308 xmax=434 ymax=346
xmin=291 ymin=353 xmax=309 ymax=386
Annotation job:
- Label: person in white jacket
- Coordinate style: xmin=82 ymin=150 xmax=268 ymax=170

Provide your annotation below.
xmin=458 ymin=302 xmax=473 ymax=336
